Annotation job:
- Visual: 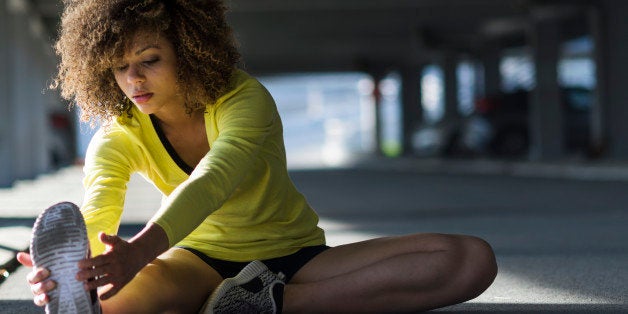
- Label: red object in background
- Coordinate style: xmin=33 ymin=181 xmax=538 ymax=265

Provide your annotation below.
xmin=474 ymin=97 xmax=499 ymax=114
xmin=50 ymin=112 xmax=71 ymax=129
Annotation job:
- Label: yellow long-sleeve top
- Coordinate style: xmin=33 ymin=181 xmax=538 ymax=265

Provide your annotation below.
xmin=81 ymin=70 xmax=325 ymax=261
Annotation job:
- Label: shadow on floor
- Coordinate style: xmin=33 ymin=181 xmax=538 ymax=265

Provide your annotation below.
xmin=435 ymin=303 xmax=628 ymax=313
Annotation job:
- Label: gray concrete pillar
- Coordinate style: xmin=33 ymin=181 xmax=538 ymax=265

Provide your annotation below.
xmin=600 ymin=0 xmax=628 ymax=159
xmin=370 ymin=70 xmax=387 ymax=156
xmin=529 ymin=18 xmax=563 ymax=160
xmin=0 ymin=2 xmax=15 ymax=186
xmin=587 ymin=6 xmax=607 ymax=157
xmin=399 ymin=64 xmax=423 ymax=155
xmin=30 ymin=42 xmax=51 ymax=175
xmin=1 ymin=1 xmax=55 ymax=185
xmin=12 ymin=8 xmax=41 ymax=179
xmin=441 ymin=53 xmax=459 ymax=121
xmin=481 ymin=46 xmax=502 ymax=97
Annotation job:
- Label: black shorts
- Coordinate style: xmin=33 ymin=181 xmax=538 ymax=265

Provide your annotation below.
xmin=180 ymin=245 xmax=330 ymax=283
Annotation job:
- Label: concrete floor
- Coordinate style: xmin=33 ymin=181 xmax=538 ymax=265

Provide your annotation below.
xmin=1 ymin=162 xmax=627 ymax=313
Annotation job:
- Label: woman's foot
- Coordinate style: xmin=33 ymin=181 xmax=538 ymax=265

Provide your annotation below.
xmin=202 ymin=260 xmax=285 ymax=314
xmin=30 ymin=202 xmax=100 ymax=314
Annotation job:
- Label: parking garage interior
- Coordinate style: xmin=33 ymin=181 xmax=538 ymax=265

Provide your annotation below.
xmin=3 ymin=0 xmax=628 ymax=186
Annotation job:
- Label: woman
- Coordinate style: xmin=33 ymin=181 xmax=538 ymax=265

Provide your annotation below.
xmin=18 ymin=0 xmax=497 ymax=312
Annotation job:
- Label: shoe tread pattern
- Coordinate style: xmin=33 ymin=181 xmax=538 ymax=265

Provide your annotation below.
xmin=30 ymin=202 xmax=94 ymax=314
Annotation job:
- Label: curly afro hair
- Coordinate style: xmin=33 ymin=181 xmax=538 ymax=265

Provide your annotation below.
xmin=53 ymin=0 xmax=241 ymax=125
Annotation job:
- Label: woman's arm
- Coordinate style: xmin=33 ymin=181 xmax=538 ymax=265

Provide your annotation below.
xmin=82 ymin=128 xmax=136 ymax=256
xmin=150 ymin=77 xmax=279 ymax=247
xmin=74 ymin=126 xmax=146 ymax=300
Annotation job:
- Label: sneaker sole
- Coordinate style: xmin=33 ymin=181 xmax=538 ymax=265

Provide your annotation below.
xmin=203 ymin=260 xmax=271 ymax=314
xmin=30 ymin=202 xmax=95 ymax=314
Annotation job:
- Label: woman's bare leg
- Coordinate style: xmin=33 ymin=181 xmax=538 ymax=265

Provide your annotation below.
xmin=285 ymin=233 xmax=497 ymax=313
xmin=100 ymin=248 xmax=222 ymax=314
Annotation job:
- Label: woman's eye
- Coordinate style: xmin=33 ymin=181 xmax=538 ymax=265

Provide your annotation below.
xmin=143 ymin=58 xmax=159 ymax=65
xmin=115 ymin=65 xmax=128 ymax=72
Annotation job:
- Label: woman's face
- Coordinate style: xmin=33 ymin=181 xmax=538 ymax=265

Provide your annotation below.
xmin=113 ymin=31 xmax=184 ymax=116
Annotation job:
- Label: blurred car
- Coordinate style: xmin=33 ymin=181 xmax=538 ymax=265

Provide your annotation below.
xmin=49 ymin=111 xmax=75 ymax=168
xmin=411 ymin=118 xmax=462 ymax=157
xmin=460 ymin=87 xmax=592 ymax=158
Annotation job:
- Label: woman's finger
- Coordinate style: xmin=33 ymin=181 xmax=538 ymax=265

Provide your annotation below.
xmin=26 ymin=268 xmax=50 ymax=285
xmin=16 ymin=252 xmax=33 ymax=267
xmin=83 ymin=275 xmax=110 ymax=291
xmin=76 ymin=262 xmax=113 ymax=282
xmin=34 ymin=293 xmax=48 ymax=307
xmin=31 ymin=279 xmax=56 ymax=296
xmin=99 ymin=232 xmax=123 ymax=247
xmin=77 ymin=252 xmax=112 ymax=270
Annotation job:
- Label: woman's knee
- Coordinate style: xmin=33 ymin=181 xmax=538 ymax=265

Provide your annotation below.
xmin=456 ymin=235 xmax=497 ymax=299
xmin=413 ymin=234 xmax=496 ymax=299
xmin=401 ymin=233 xmax=496 ymax=304
xmin=405 ymin=233 xmax=496 ymax=281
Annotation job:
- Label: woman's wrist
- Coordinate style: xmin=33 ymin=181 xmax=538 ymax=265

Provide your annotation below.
xmin=129 ymin=223 xmax=169 ymax=265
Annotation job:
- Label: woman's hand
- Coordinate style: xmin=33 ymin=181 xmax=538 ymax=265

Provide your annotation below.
xmin=76 ymin=232 xmax=147 ymax=300
xmin=76 ymin=224 xmax=169 ymax=300
xmin=16 ymin=252 xmax=55 ymax=307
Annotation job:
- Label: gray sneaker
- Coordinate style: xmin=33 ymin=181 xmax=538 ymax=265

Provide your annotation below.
xmin=30 ymin=202 xmax=100 ymax=314
xmin=202 ymin=260 xmax=286 ymax=314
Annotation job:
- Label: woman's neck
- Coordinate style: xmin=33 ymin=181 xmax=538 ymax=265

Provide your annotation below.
xmin=152 ymin=107 xmax=204 ymax=131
